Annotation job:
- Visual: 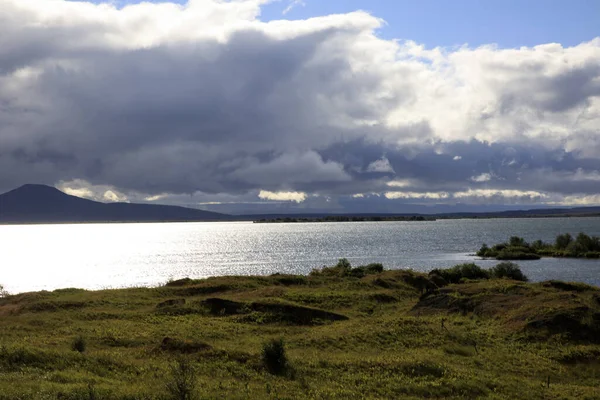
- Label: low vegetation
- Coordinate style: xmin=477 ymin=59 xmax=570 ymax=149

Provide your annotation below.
xmin=477 ymin=233 xmax=600 ymax=260
xmin=430 ymin=262 xmax=529 ymax=284
xmin=0 ymin=261 xmax=599 ymax=399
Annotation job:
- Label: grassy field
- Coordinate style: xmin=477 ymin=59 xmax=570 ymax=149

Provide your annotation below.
xmin=0 ymin=264 xmax=599 ymax=399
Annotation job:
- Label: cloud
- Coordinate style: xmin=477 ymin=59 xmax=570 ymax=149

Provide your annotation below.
xmin=385 ymin=191 xmax=450 ymax=200
xmin=283 ymin=0 xmax=306 ymax=15
xmin=470 ymin=173 xmax=492 ymax=182
xmin=258 ymin=190 xmax=307 ymax=202
xmin=366 ymin=157 xmax=395 ymax=173
xmin=1 ymin=1 xmax=600 ymax=213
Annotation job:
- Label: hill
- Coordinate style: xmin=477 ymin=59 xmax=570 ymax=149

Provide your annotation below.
xmin=0 ymin=184 xmax=228 ymax=223
xmin=0 ymin=264 xmax=598 ymax=399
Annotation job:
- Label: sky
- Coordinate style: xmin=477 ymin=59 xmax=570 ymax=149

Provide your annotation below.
xmin=1 ymin=0 xmax=600 ymax=214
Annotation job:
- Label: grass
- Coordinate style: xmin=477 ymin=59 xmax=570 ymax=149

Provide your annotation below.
xmin=0 ymin=264 xmax=599 ymax=399
xmin=478 ymin=233 xmax=600 ymax=260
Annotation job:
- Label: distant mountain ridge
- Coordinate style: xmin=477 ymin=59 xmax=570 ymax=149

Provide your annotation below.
xmin=2 ymin=184 xmax=600 ymax=224
xmin=0 ymin=184 xmax=229 ymax=223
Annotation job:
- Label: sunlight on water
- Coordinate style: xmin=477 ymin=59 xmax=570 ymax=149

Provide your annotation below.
xmin=1 ymin=218 xmax=599 ymax=293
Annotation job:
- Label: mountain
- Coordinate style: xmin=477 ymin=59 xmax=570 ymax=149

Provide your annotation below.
xmin=0 ymin=184 xmax=229 ymax=223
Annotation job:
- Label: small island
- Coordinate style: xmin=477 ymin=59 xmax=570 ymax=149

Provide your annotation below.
xmin=477 ymin=232 xmax=600 ymax=260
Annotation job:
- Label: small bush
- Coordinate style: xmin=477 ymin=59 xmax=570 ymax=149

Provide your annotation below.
xmin=262 ymin=338 xmax=288 ymax=376
xmin=509 ymin=236 xmax=528 ymax=247
xmin=431 ymin=263 xmax=490 ymax=284
xmin=165 ymin=357 xmax=197 ymax=400
xmin=310 ymin=259 xmax=384 ymax=278
xmin=72 ymin=336 xmax=87 ymax=353
xmin=555 ymin=233 xmax=573 ymax=250
xmin=490 ymin=262 xmax=528 ymax=281
xmin=0 ymin=284 xmax=8 ymax=298
xmin=476 ymin=244 xmax=490 ymax=257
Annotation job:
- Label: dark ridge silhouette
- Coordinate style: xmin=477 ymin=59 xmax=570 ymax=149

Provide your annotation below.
xmin=0 ymin=184 xmax=229 ymax=223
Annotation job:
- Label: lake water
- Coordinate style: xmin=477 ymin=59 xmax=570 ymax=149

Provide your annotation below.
xmin=1 ymin=217 xmax=599 ymax=293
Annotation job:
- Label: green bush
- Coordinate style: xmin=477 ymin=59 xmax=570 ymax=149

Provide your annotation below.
xmin=530 ymin=239 xmax=550 ymax=250
xmin=165 ymin=357 xmax=197 ymax=400
xmin=490 ymin=262 xmax=528 ymax=281
xmin=431 ymin=263 xmax=490 ymax=284
xmin=71 ymin=336 xmax=86 ymax=353
xmin=509 ymin=236 xmax=528 ymax=247
xmin=476 ymin=244 xmax=490 ymax=257
xmin=310 ymin=259 xmax=385 ymax=278
xmin=555 ymin=233 xmax=573 ymax=250
xmin=262 ymin=338 xmax=288 ymax=376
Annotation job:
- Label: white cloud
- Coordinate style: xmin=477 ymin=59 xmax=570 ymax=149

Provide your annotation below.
xmin=470 ymin=173 xmax=492 ymax=182
xmin=62 ymin=187 xmax=95 ymax=199
xmin=385 ymin=191 xmax=450 ymax=200
xmin=103 ymin=190 xmax=128 ymax=203
xmin=366 ymin=157 xmax=395 ymax=173
xmin=283 ymin=0 xmax=306 ymax=15
xmin=454 ymin=189 xmax=546 ymax=199
xmin=386 ymin=179 xmax=414 ymax=188
xmin=552 ymin=194 xmax=600 ymax=206
xmin=57 ymin=180 xmax=129 ymax=202
xmin=258 ymin=190 xmax=307 ymax=202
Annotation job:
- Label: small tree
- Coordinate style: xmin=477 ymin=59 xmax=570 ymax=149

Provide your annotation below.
xmin=72 ymin=336 xmax=87 ymax=353
xmin=555 ymin=233 xmax=573 ymax=250
xmin=490 ymin=262 xmax=528 ymax=282
xmin=166 ymin=358 xmax=197 ymax=400
xmin=509 ymin=236 xmax=527 ymax=247
xmin=262 ymin=338 xmax=288 ymax=376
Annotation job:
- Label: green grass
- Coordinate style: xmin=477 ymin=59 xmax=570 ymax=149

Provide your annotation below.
xmin=0 ymin=266 xmax=599 ymax=399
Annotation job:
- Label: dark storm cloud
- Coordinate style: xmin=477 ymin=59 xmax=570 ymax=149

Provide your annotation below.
xmin=1 ymin=1 xmax=600 ymax=209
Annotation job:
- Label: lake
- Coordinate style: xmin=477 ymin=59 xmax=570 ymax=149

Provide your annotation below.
xmin=1 ymin=217 xmax=599 ymax=293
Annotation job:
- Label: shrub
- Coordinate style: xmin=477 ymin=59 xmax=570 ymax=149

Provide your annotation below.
xmin=490 ymin=262 xmax=528 ymax=281
xmin=555 ymin=233 xmax=573 ymax=250
xmin=476 ymin=244 xmax=490 ymax=257
xmin=262 ymin=338 xmax=288 ymax=376
xmin=431 ymin=263 xmax=490 ymax=284
xmin=72 ymin=336 xmax=87 ymax=353
xmin=530 ymin=239 xmax=549 ymax=250
xmin=509 ymin=236 xmax=528 ymax=247
xmin=310 ymin=259 xmax=384 ymax=278
xmin=364 ymin=263 xmax=384 ymax=274
xmin=165 ymin=357 xmax=197 ymax=400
